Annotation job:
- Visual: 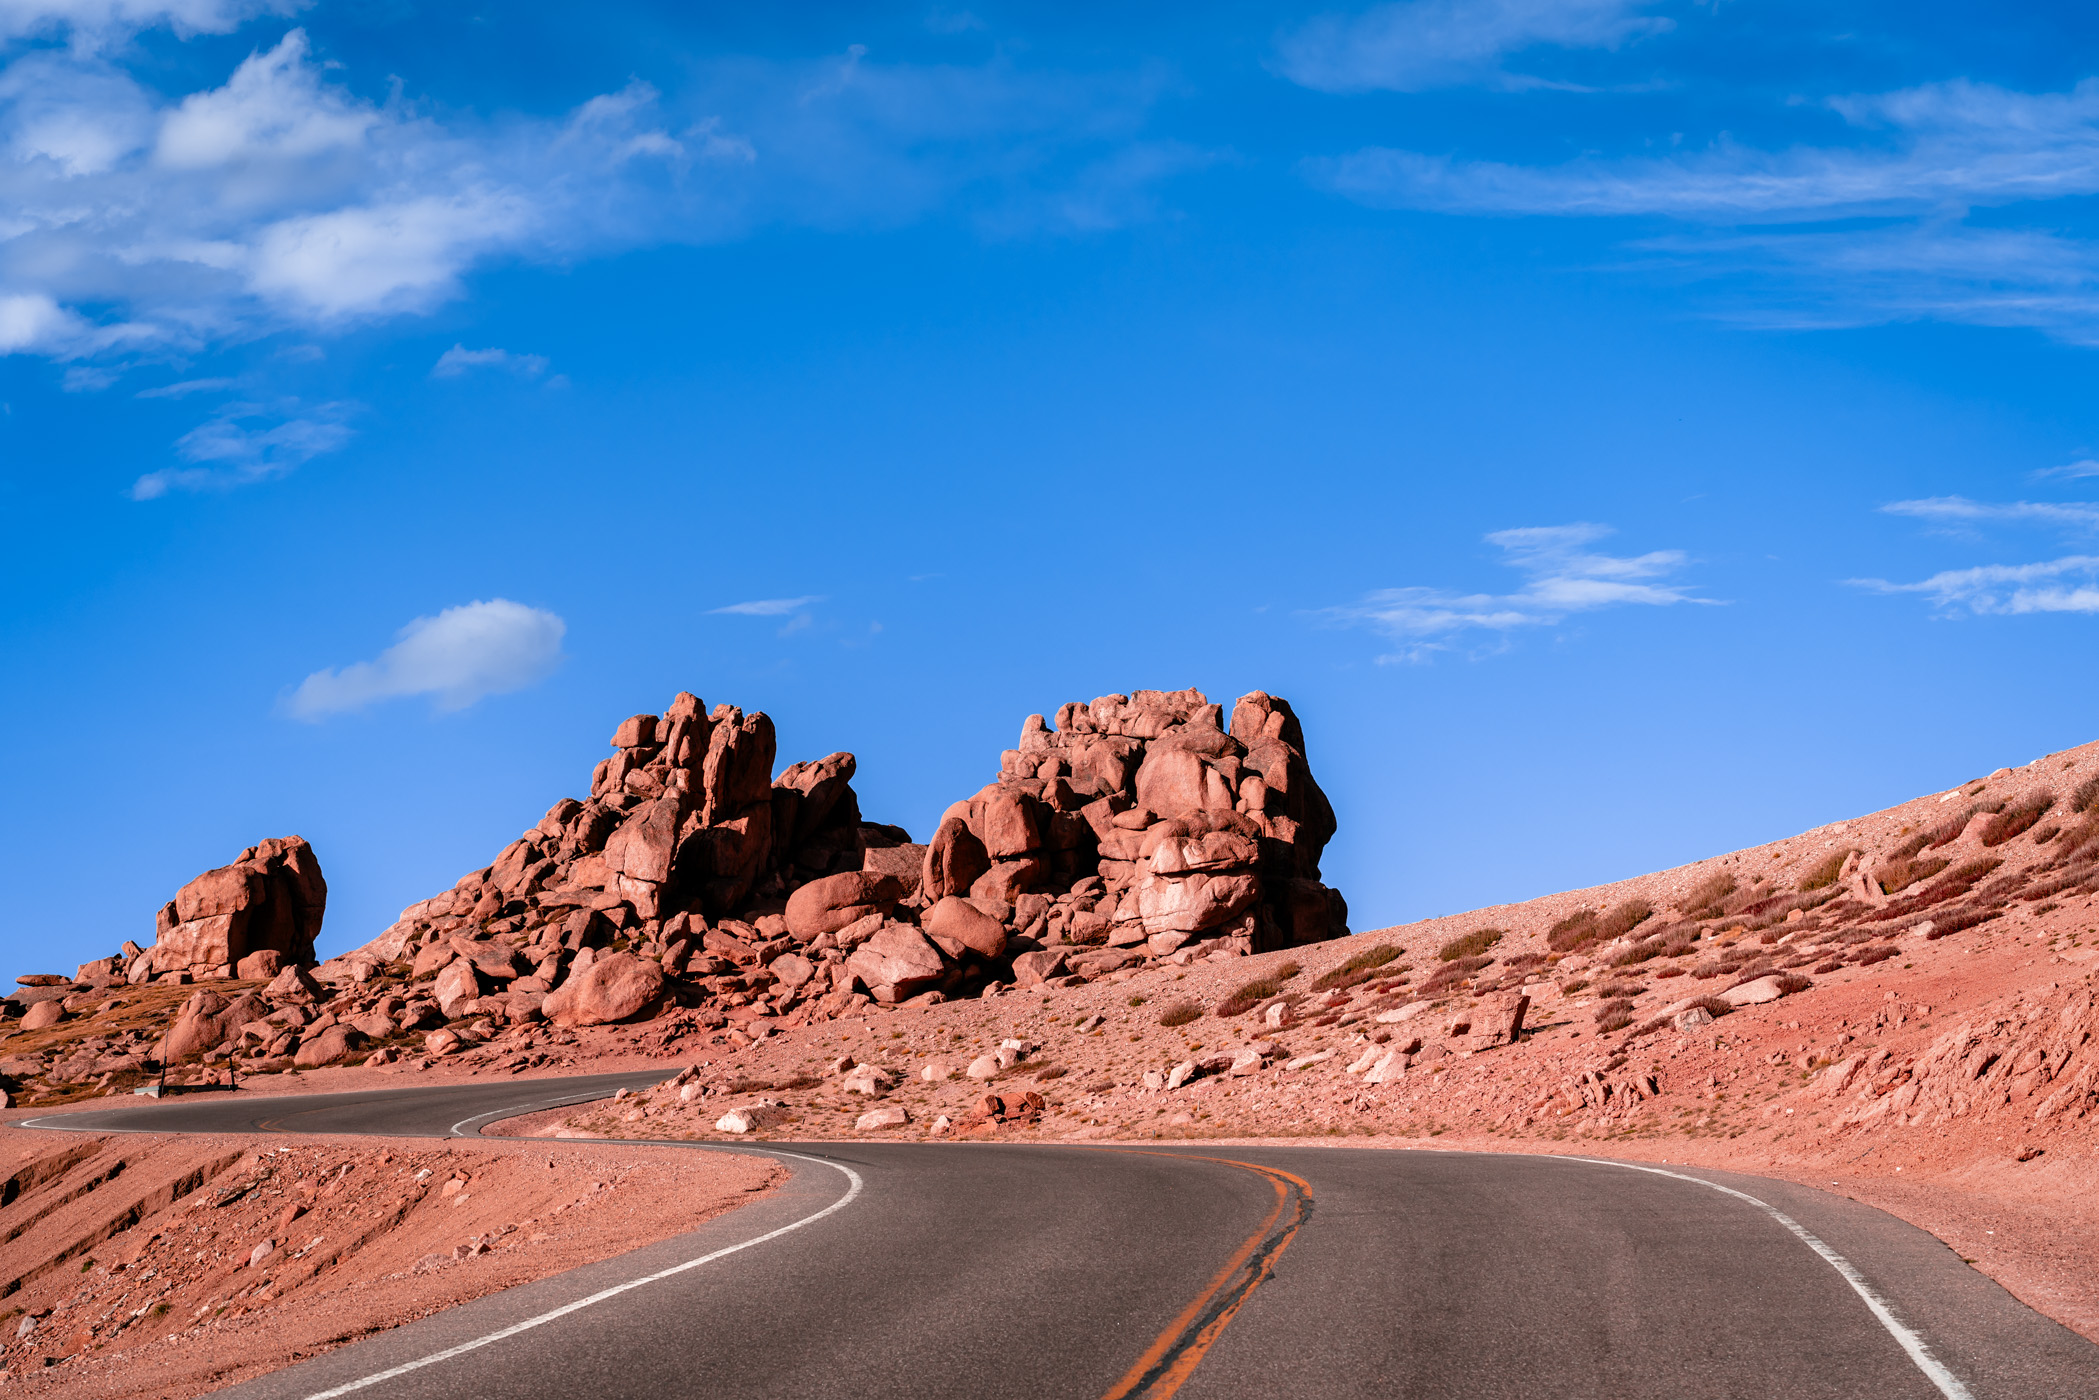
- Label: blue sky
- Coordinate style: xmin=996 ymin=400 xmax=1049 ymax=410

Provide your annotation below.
xmin=8 ymin=0 xmax=2099 ymax=970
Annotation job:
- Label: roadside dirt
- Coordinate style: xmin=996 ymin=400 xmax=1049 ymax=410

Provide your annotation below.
xmin=0 ymin=1113 xmax=779 ymax=1398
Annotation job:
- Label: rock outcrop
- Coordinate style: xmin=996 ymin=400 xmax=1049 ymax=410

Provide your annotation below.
xmin=318 ymin=686 xmax=1346 ymax=1031
xmin=136 ymin=837 xmax=327 ymax=983
xmin=932 ymin=688 xmax=1348 ymax=957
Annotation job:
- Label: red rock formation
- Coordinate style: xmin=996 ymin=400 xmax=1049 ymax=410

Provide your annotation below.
xmin=136 ymin=837 xmax=327 ymax=982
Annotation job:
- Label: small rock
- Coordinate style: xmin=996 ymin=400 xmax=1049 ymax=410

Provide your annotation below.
xmin=1165 ymin=1059 xmax=1198 ymax=1090
xmin=855 ymin=1105 xmax=909 ymax=1131
xmin=1284 ymin=1050 xmax=1332 ymax=1070
xmin=1674 ymin=1007 xmax=1715 ymax=1031
xmin=1142 ymin=1069 xmax=1166 ymax=1090
xmin=965 ymin=1054 xmax=1000 ymax=1080
xmin=247 ymin=1240 xmax=276 ymax=1269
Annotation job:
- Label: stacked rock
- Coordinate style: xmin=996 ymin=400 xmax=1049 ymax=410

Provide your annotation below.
xmin=132 ymin=837 xmax=328 ymax=983
xmin=925 ymin=688 xmax=1349 ymax=959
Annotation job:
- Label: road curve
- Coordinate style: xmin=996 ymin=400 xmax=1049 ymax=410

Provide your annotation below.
xmin=24 ymin=1080 xmax=2099 ymax=1400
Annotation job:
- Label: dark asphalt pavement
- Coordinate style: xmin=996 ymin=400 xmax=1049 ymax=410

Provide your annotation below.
xmin=23 ymin=1078 xmax=2099 ymax=1399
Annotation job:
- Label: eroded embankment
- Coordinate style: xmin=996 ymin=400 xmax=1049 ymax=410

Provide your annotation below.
xmin=0 ymin=1124 xmax=780 ymax=1398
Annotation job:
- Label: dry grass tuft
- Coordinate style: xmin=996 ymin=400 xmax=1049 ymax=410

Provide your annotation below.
xmin=1312 ymin=944 xmax=1401 ymax=991
xmin=1157 ymin=1000 xmax=1203 ymax=1028
xmin=1797 ymin=849 xmax=1856 ymax=892
xmin=1438 ymin=928 xmax=1505 ymax=961
xmin=2075 ymin=775 xmax=2099 ymax=814
xmin=1980 ymin=793 xmax=2055 ymax=847
xmin=1675 ymin=872 xmax=1736 ymax=916
xmin=1593 ymin=999 xmax=1636 ymax=1034
xmin=1213 ymin=963 xmax=1301 ymax=1017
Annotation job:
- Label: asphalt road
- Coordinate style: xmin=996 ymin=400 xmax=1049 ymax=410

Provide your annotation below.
xmin=27 ymin=1079 xmax=2099 ymax=1400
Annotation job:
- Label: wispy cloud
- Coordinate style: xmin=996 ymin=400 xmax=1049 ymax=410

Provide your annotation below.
xmin=709 ymin=595 xmax=825 ymax=616
xmin=1319 ymin=523 xmax=1712 ymax=661
xmin=1852 ymin=556 xmax=2099 ymax=616
xmin=430 ymin=344 xmax=549 ymax=379
xmin=287 ymin=598 xmax=566 ymax=718
xmin=2033 ymin=460 xmax=2099 ymax=482
xmin=0 ymin=0 xmax=298 ymax=46
xmin=136 ymin=376 xmax=237 ymax=398
xmin=0 ymin=23 xmax=1192 ymax=375
xmin=1882 ymin=496 xmax=2099 ymax=531
xmin=1278 ymin=0 xmax=1671 ymax=94
xmin=1309 ymin=78 xmax=2099 ymax=344
xmin=130 ymin=400 xmax=352 ymax=498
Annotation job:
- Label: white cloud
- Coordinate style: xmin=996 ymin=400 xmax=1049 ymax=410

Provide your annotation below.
xmin=129 ymin=400 xmax=350 ymax=497
xmin=1882 ymin=496 xmax=2099 ymax=531
xmin=1309 ymin=78 xmax=2099 ymax=344
xmin=154 ymin=28 xmax=370 ymax=168
xmin=288 ymin=598 xmax=566 ymax=718
xmin=431 ymin=344 xmax=549 ymax=379
xmin=0 ymin=29 xmax=1185 ymax=373
xmin=709 ymin=595 xmax=825 ymax=616
xmin=135 ymin=375 xmax=235 ymax=397
xmin=1852 ymin=556 xmax=2099 ymax=616
xmin=2033 ymin=459 xmax=2099 ymax=482
xmin=0 ymin=0 xmax=297 ymax=45
xmin=1321 ymin=522 xmax=1711 ymax=660
xmin=1278 ymin=0 xmax=1671 ymax=94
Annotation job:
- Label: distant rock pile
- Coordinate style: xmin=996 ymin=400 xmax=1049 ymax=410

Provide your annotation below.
xmin=320 ymin=686 xmax=1347 ymax=1030
xmin=928 ymin=687 xmax=1348 ymax=957
xmin=0 ymin=685 xmax=1352 ymax=1091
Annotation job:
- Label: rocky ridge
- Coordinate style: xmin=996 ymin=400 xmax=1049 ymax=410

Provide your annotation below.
xmin=0 ymin=686 xmax=1348 ymax=1097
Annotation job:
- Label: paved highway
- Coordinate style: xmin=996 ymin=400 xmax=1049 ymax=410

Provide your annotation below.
xmin=27 ymin=1078 xmax=2099 ymax=1399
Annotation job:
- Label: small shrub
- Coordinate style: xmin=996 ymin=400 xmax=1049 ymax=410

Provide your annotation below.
xmin=1593 ymin=999 xmax=1636 ymax=1034
xmin=1596 ymin=899 xmax=1654 ymax=941
xmin=1875 ymin=854 xmax=1950 ymax=895
xmin=1213 ymin=964 xmax=1301 ymax=1017
xmin=2074 ymin=775 xmax=2099 ymax=813
xmin=1852 ymin=944 xmax=1897 ymax=966
xmin=1675 ymin=871 xmax=1736 ymax=915
xmin=1980 ymin=793 xmax=2055 ymax=847
xmin=1033 ymin=1064 xmax=1069 ymax=1081
xmin=1593 ymin=979 xmax=1642 ymax=999
xmin=1813 ymin=960 xmax=1843 ymax=975
xmin=1158 ymin=1000 xmax=1203 ymax=1028
xmin=1545 ymin=908 xmax=1599 ymax=952
xmin=1925 ymin=906 xmax=2001 ymax=939
xmin=1312 ymin=944 xmax=1401 ymax=991
xmin=2032 ymin=824 xmax=2061 ymax=845
xmin=1438 ymin=928 xmax=1505 ymax=961
xmin=1559 ymin=977 xmax=1590 ymax=995
xmin=1421 ymin=955 xmax=1493 ymax=993
xmin=1772 ymin=972 xmax=1813 ymax=994
xmin=1797 ymin=849 xmax=1855 ymax=893
xmin=1927 ymin=801 xmax=2003 ymax=850
xmin=1683 ymin=994 xmax=1735 ymax=1017
xmin=1128 ymin=996 xmax=1147 ymax=1007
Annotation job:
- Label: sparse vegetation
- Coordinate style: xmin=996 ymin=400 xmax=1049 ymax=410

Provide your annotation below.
xmin=1312 ymin=944 xmax=1401 ymax=991
xmin=1213 ymin=963 xmax=1301 ymax=1017
xmin=1547 ymin=899 xmax=1652 ymax=952
xmin=2075 ymin=775 xmax=2099 ymax=813
xmin=1593 ymin=999 xmax=1636 ymax=1034
xmin=1797 ymin=849 xmax=1855 ymax=892
xmin=1421 ymin=954 xmax=1493 ymax=993
xmin=1157 ymin=999 xmax=1202 ymax=1028
xmin=1980 ymin=793 xmax=2055 ymax=847
xmin=1437 ymin=928 xmax=1504 ymax=961
xmin=1675 ymin=872 xmax=1736 ymax=916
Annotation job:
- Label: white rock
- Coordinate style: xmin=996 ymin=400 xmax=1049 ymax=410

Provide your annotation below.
xmin=1721 ymin=975 xmax=1798 ymax=1007
xmin=1345 ymin=1044 xmax=1384 ymax=1074
xmin=1166 ymin=1059 xmax=1200 ymax=1090
xmin=1284 ymin=1050 xmax=1333 ymax=1070
xmin=1362 ymin=1049 xmax=1407 ymax=1084
xmin=1142 ymin=1069 xmax=1166 ymax=1090
xmin=1264 ymin=1001 xmax=1294 ymax=1029
xmin=1375 ymin=1002 xmax=1430 ymax=1024
xmin=1228 ymin=1047 xmax=1266 ymax=1076
xmin=931 ymin=1114 xmax=953 ymax=1133
xmin=716 ymin=1109 xmax=758 ymax=1134
xmin=966 ymin=1054 xmax=1000 ymax=1079
xmin=248 ymin=1240 xmax=276 ymax=1268
xmin=919 ymin=1061 xmax=950 ymax=1081
xmin=855 ymin=1105 xmax=909 ymax=1131
xmin=679 ymin=1081 xmax=706 ymax=1103
xmin=1674 ymin=1007 xmax=1715 ymax=1031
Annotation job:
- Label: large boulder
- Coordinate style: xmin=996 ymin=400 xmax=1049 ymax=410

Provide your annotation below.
xmin=163 ymin=990 xmax=268 ymax=1062
xmin=293 ymin=1023 xmax=367 ymax=1068
xmin=543 ymin=952 xmax=667 ymax=1027
xmin=845 ymin=925 xmax=947 ymax=1003
xmin=922 ymin=896 xmax=1007 ymax=960
xmin=145 ymin=837 xmax=327 ymax=980
xmin=784 ymin=871 xmax=903 ymax=942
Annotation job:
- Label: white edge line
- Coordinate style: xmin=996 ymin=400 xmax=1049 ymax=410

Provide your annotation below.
xmin=297 ymin=1147 xmax=863 ymax=1400
xmin=1563 ymin=1156 xmax=1975 ymax=1400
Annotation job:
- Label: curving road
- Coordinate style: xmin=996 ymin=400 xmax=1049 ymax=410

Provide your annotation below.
xmin=24 ymin=1078 xmax=2099 ymax=1400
